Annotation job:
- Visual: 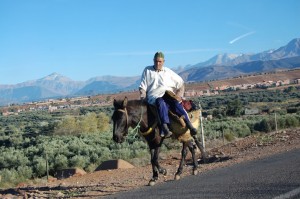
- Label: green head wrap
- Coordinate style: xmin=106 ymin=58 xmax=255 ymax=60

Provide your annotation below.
xmin=154 ymin=52 xmax=164 ymax=59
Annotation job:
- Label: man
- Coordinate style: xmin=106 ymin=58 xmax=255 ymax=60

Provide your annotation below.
xmin=139 ymin=52 xmax=198 ymax=138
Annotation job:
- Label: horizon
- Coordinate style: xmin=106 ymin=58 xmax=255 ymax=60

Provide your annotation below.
xmin=3 ymin=37 xmax=299 ymax=85
xmin=0 ymin=0 xmax=299 ymax=84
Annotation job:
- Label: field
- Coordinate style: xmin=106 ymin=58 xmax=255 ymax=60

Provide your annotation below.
xmin=0 ymin=69 xmax=299 ymax=198
xmin=1 ymin=128 xmax=299 ymax=198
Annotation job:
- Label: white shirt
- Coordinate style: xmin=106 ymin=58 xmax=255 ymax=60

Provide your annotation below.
xmin=139 ymin=65 xmax=184 ymax=105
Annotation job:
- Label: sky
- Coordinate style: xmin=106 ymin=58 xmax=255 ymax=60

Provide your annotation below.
xmin=0 ymin=0 xmax=299 ymax=85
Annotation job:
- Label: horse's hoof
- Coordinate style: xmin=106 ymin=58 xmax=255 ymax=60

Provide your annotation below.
xmin=149 ymin=180 xmax=156 ymax=186
xmin=193 ymin=169 xmax=198 ymax=175
xmin=175 ymin=174 xmax=181 ymax=180
xmin=161 ymin=169 xmax=167 ymax=176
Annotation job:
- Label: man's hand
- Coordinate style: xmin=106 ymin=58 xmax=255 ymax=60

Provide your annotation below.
xmin=139 ymin=88 xmax=146 ymax=102
xmin=175 ymin=85 xmax=185 ymax=102
xmin=140 ymin=96 xmax=146 ymax=101
xmin=177 ymin=96 xmax=183 ymax=103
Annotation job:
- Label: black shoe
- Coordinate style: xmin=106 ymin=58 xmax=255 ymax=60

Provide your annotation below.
xmin=185 ymin=121 xmax=198 ymax=135
xmin=161 ymin=124 xmax=173 ymax=138
xmin=190 ymin=128 xmax=197 ymax=136
xmin=164 ymin=131 xmax=173 ymax=138
xmin=160 ymin=131 xmax=173 ymax=138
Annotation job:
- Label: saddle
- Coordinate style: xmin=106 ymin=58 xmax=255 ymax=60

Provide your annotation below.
xmin=143 ymin=91 xmax=200 ymax=142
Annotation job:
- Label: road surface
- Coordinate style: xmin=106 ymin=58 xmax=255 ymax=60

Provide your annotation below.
xmin=103 ymin=148 xmax=300 ymax=199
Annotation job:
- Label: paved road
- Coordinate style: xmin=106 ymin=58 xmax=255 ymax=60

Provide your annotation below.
xmin=102 ymin=148 xmax=300 ymax=199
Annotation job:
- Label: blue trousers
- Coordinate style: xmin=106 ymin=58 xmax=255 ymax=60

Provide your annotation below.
xmin=155 ymin=97 xmax=189 ymax=125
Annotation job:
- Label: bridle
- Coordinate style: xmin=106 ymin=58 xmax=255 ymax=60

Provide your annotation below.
xmin=116 ymin=108 xmax=129 ymax=133
xmin=116 ymin=105 xmax=144 ymax=136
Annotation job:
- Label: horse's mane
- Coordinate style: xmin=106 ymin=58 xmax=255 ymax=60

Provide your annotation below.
xmin=113 ymin=98 xmax=147 ymax=113
xmin=127 ymin=99 xmax=147 ymax=107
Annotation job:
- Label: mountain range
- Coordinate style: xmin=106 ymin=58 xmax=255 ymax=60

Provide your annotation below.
xmin=1 ymin=38 xmax=300 ymax=106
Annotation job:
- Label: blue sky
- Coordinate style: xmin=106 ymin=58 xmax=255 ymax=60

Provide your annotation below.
xmin=0 ymin=0 xmax=299 ymax=84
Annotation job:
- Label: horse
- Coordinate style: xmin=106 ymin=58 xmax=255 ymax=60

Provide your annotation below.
xmin=112 ymin=97 xmax=206 ymax=186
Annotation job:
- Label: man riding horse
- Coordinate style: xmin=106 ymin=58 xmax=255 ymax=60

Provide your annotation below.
xmin=139 ymin=52 xmax=198 ymax=138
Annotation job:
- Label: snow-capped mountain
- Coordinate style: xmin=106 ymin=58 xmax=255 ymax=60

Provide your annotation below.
xmin=0 ymin=38 xmax=299 ymax=105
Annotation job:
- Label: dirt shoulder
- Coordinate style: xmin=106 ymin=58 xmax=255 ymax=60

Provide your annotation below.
xmin=1 ymin=128 xmax=300 ymax=199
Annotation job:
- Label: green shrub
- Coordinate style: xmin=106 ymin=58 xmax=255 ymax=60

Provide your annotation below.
xmin=53 ymin=112 xmax=110 ymax=135
xmin=0 ymin=169 xmax=18 ymax=187
xmin=69 ymin=155 xmax=90 ymax=169
xmin=97 ymin=112 xmax=110 ymax=132
xmin=224 ymin=131 xmax=235 ymax=142
xmin=54 ymin=154 xmax=68 ymax=170
xmin=54 ymin=115 xmax=77 ymax=135
xmin=97 ymin=147 xmax=112 ymax=163
xmin=17 ymin=166 xmax=32 ymax=181
xmin=277 ymin=117 xmax=287 ymax=129
xmin=32 ymin=157 xmax=47 ymax=177
xmin=285 ymin=115 xmax=299 ymax=127
xmin=111 ymin=148 xmax=132 ymax=160
xmin=0 ymin=149 xmax=29 ymax=169
xmin=86 ymin=163 xmax=98 ymax=173
xmin=254 ymin=119 xmax=272 ymax=133
xmin=89 ymin=152 xmax=99 ymax=164
xmin=235 ymin=123 xmax=251 ymax=137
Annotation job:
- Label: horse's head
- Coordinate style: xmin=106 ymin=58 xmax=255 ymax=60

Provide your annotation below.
xmin=112 ymin=97 xmax=129 ymax=143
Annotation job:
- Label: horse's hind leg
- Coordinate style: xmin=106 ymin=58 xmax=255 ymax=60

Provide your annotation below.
xmin=193 ymin=135 xmax=208 ymax=163
xmin=175 ymin=143 xmax=188 ymax=180
xmin=188 ymin=141 xmax=199 ymax=175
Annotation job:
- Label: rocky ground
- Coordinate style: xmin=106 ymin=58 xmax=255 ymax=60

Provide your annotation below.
xmin=1 ymin=128 xmax=300 ymax=199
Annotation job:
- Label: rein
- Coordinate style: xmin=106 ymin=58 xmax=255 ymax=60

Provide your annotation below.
xmin=133 ymin=105 xmax=158 ymax=139
xmin=131 ymin=105 xmax=144 ymax=136
xmin=117 ymin=105 xmax=144 ymax=137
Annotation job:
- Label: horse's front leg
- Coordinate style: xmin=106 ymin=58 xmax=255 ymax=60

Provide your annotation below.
xmin=155 ymin=147 xmax=167 ymax=175
xmin=175 ymin=142 xmax=188 ymax=180
xmin=149 ymin=148 xmax=158 ymax=186
xmin=189 ymin=141 xmax=199 ymax=175
xmin=149 ymin=147 xmax=166 ymax=186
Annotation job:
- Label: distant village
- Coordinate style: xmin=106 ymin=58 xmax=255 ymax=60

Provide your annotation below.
xmin=185 ymin=77 xmax=300 ymax=97
xmin=1 ymin=70 xmax=300 ymax=116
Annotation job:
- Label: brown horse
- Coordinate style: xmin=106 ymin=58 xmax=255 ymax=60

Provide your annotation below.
xmin=112 ymin=97 xmax=206 ymax=186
